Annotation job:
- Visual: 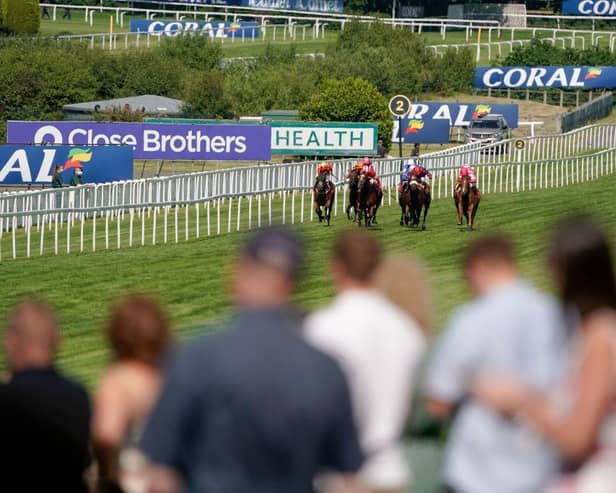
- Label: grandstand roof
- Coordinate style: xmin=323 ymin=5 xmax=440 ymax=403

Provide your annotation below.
xmin=63 ymin=95 xmax=184 ymax=119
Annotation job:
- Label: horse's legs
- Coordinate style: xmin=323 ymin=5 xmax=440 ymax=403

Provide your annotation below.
xmin=422 ymin=196 xmax=431 ymax=231
xmin=456 ymin=198 xmax=464 ymax=226
xmin=314 ymin=202 xmax=323 ymax=222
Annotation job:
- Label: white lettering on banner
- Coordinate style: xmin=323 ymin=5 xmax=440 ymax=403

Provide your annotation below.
xmin=408 ymin=104 xmax=429 ymax=119
xmin=35 ymin=149 xmax=57 ymax=182
xmin=143 ymin=129 xmax=246 ymax=154
xmin=271 ymin=127 xmax=374 ymax=151
xmin=33 ymin=125 xmax=63 ymax=145
xmin=482 ymin=67 xmax=586 ymax=88
xmin=0 ymin=150 xmax=33 ymax=182
xmin=578 ymin=0 xmax=616 ymax=14
xmin=248 ymin=0 xmax=291 ymax=8
xmin=406 ymin=105 xmax=474 ymax=126
xmin=147 ymin=21 xmax=229 ymax=38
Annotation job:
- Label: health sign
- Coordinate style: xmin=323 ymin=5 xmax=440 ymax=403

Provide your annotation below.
xmin=406 ymin=102 xmax=519 ymax=128
xmin=130 ymin=19 xmax=260 ymax=38
xmin=7 ymin=122 xmax=272 ymax=161
xmin=0 ymin=145 xmax=133 ymax=185
xmin=271 ymin=122 xmax=377 ymax=156
xmin=563 ymin=0 xmax=616 ymax=15
xmin=474 ymin=66 xmax=616 ymax=89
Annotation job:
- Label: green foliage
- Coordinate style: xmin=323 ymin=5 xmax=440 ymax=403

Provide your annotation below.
xmin=181 ymin=70 xmax=234 ymax=119
xmin=1 ymin=0 xmax=40 ymax=34
xmin=501 ymin=38 xmax=616 ymax=65
xmin=156 ymin=35 xmax=223 ymax=71
xmin=330 ymin=21 xmax=474 ymax=96
xmin=94 ymin=105 xmax=146 ymax=122
xmin=300 ymin=77 xmax=392 ymax=144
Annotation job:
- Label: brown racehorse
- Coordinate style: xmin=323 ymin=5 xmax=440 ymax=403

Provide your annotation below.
xmin=346 ymin=168 xmax=360 ymax=222
xmin=313 ymin=173 xmax=335 ymax=226
xmin=409 ymin=179 xmax=431 ymax=230
xmin=357 ymin=174 xmax=380 ymax=227
xmin=399 ymin=182 xmax=412 ymax=226
xmin=453 ymin=175 xmax=480 ymax=230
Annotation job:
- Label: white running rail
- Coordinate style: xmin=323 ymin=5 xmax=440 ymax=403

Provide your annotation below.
xmin=0 ymin=123 xmax=614 ymax=260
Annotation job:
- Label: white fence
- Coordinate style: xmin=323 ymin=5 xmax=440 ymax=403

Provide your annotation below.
xmin=0 ymin=124 xmax=615 ymax=260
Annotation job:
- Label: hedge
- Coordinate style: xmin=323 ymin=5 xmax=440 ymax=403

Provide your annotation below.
xmin=1 ymin=0 xmax=40 ymax=35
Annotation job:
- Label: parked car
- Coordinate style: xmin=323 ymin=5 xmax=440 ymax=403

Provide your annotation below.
xmin=464 ymin=114 xmax=511 ymax=148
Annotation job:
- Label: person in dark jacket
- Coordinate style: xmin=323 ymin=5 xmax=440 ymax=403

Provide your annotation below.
xmin=0 ymin=300 xmax=91 ymax=493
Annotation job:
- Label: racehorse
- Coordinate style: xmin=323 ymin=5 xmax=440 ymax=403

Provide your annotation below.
xmin=409 ymin=178 xmax=431 ymax=230
xmin=313 ymin=172 xmax=335 ymax=226
xmin=453 ymin=175 xmax=480 ymax=230
xmin=357 ymin=173 xmax=380 ymax=227
xmin=398 ymin=182 xmax=412 ymax=226
xmin=346 ymin=168 xmax=360 ymax=222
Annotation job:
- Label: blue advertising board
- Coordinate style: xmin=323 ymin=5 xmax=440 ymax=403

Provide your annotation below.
xmin=241 ymin=0 xmax=343 ymax=13
xmin=392 ymin=118 xmax=450 ymax=144
xmin=563 ymin=0 xmax=616 ymax=15
xmin=474 ymin=66 xmax=616 ymax=89
xmin=136 ymin=0 xmax=344 ymax=13
xmin=405 ymin=102 xmax=519 ymax=128
xmin=130 ymin=19 xmax=260 ymax=38
xmin=0 ymin=145 xmax=133 ymax=185
xmin=7 ymin=122 xmax=272 ymax=161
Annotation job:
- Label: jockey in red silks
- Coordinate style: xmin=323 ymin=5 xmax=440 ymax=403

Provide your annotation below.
xmin=409 ymin=163 xmax=432 ymax=194
xmin=359 ymin=157 xmax=382 ymax=192
xmin=457 ymin=164 xmax=477 ymax=189
xmin=314 ymin=162 xmax=334 ymax=191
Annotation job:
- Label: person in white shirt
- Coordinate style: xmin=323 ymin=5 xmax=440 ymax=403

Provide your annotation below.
xmin=304 ymin=231 xmax=426 ymax=493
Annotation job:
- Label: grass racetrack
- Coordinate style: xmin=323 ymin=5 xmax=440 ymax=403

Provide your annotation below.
xmin=1 ymin=173 xmax=615 ymax=387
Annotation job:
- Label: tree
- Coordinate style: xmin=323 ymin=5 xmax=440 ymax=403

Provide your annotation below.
xmin=300 ymin=77 xmax=392 ymax=145
xmin=0 ymin=0 xmax=40 ymax=35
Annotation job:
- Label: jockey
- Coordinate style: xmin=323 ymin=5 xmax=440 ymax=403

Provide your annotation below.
xmin=360 ymin=157 xmax=382 ymax=191
xmin=410 ymin=163 xmax=432 ymax=193
xmin=314 ymin=162 xmax=334 ymax=191
xmin=457 ymin=164 xmax=478 ymax=190
xmin=399 ymin=156 xmax=418 ymax=192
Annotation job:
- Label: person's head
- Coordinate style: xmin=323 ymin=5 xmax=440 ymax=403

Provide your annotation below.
xmin=460 ymin=166 xmax=469 ymax=177
xmin=75 ymin=167 xmax=83 ymax=176
xmin=54 ymin=165 xmax=63 ymax=174
xmin=378 ymin=139 xmax=383 ymax=146
xmin=363 ymin=157 xmax=371 ymax=165
xmin=232 ymin=227 xmax=304 ymax=308
xmin=331 ymin=231 xmax=382 ymax=291
xmin=372 ymin=254 xmax=432 ymax=334
xmin=105 ymin=295 xmax=172 ymax=367
xmin=464 ymin=234 xmax=517 ymax=296
xmin=548 ymin=217 xmax=616 ymax=318
xmin=4 ymin=299 xmax=60 ymax=373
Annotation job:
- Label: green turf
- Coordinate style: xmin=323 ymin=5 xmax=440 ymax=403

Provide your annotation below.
xmin=1 ymin=172 xmax=615 ymax=387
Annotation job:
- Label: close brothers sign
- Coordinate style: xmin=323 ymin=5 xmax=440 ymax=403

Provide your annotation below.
xmin=7 ymin=121 xmax=272 ymax=161
xmin=473 ymin=66 xmax=616 ymax=89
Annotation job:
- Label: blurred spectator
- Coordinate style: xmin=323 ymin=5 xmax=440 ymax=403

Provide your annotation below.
xmin=71 ymin=167 xmax=84 ymax=186
xmin=377 ymin=139 xmax=388 ymax=158
xmin=52 ymin=164 xmax=64 ymax=188
xmin=372 ymin=253 xmax=432 ymax=334
xmin=305 ymin=232 xmax=426 ymax=493
xmin=41 ymin=0 xmax=50 ymax=19
xmin=411 ymin=143 xmax=420 ymax=157
xmin=63 ymin=1 xmax=72 ymax=20
xmin=0 ymin=300 xmax=91 ymax=492
xmin=475 ymin=218 xmax=616 ymax=492
xmin=424 ymin=235 xmax=566 ymax=493
xmin=140 ymin=227 xmax=365 ymax=493
xmin=93 ymin=295 xmax=173 ymax=493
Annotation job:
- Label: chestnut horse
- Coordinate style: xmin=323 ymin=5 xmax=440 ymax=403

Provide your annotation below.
xmin=346 ymin=168 xmax=360 ymax=222
xmin=453 ymin=175 xmax=480 ymax=230
xmin=409 ymin=179 xmax=431 ymax=230
xmin=313 ymin=173 xmax=335 ymax=226
xmin=357 ymin=174 xmax=380 ymax=227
